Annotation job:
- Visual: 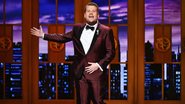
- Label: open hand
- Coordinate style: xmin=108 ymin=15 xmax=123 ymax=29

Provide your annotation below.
xmin=30 ymin=25 xmax=44 ymax=38
xmin=85 ymin=62 xmax=99 ymax=74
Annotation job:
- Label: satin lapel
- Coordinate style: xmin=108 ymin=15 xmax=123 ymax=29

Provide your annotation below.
xmin=77 ymin=24 xmax=85 ymax=39
xmin=86 ymin=24 xmax=101 ymax=54
xmin=77 ymin=24 xmax=86 ymax=54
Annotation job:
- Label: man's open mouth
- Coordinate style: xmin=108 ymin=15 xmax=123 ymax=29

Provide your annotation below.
xmin=89 ymin=15 xmax=94 ymax=18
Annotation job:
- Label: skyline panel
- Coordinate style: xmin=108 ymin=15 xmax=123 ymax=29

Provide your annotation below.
xmin=164 ymin=0 xmax=180 ymax=24
xmin=0 ymin=0 xmax=3 ymax=24
xmin=110 ymin=0 xmax=128 ymax=24
xmin=58 ymin=0 xmax=74 ymax=24
xmin=145 ymin=0 xmax=162 ymax=24
xmin=5 ymin=0 xmax=22 ymax=24
xmin=92 ymin=0 xmax=109 ymax=24
xmin=39 ymin=0 xmax=56 ymax=24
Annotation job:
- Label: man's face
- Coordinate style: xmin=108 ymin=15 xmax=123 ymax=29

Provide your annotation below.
xmin=84 ymin=5 xmax=99 ymax=25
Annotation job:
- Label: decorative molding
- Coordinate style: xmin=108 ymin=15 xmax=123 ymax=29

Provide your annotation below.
xmin=49 ymin=42 xmax=64 ymax=52
xmin=0 ymin=37 xmax=12 ymax=51
xmin=155 ymin=37 xmax=170 ymax=52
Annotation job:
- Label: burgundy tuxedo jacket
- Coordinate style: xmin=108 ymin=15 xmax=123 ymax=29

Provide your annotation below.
xmin=44 ymin=23 xmax=115 ymax=80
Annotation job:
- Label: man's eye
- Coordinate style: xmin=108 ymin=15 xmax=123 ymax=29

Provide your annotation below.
xmin=87 ymin=10 xmax=95 ymax=12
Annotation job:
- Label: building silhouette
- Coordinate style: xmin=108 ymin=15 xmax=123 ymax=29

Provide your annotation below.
xmin=144 ymin=40 xmax=181 ymax=100
xmin=0 ymin=42 xmax=22 ymax=99
xmin=110 ymin=38 xmax=128 ymax=99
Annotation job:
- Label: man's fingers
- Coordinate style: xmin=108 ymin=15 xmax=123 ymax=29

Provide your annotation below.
xmin=85 ymin=66 xmax=91 ymax=71
xmin=30 ymin=29 xmax=38 ymax=33
xmin=85 ymin=66 xmax=95 ymax=74
xmin=40 ymin=25 xmax=43 ymax=32
xmin=30 ymin=29 xmax=37 ymax=33
xmin=33 ymin=27 xmax=39 ymax=30
xmin=30 ymin=27 xmax=44 ymax=38
xmin=30 ymin=31 xmax=37 ymax=35
xmin=86 ymin=69 xmax=94 ymax=74
xmin=30 ymin=30 xmax=36 ymax=34
xmin=88 ymin=62 xmax=93 ymax=64
xmin=30 ymin=29 xmax=40 ymax=36
xmin=85 ymin=62 xmax=98 ymax=74
xmin=85 ymin=66 xmax=90 ymax=69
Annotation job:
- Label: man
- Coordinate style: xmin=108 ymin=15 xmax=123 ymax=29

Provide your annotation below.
xmin=31 ymin=2 xmax=115 ymax=104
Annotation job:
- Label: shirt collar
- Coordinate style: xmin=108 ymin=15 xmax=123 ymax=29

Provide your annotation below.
xmin=86 ymin=21 xmax=98 ymax=29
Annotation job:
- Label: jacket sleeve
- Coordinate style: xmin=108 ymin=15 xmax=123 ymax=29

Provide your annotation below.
xmin=43 ymin=28 xmax=74 ymax=43
xmin=98 ymin=29 xmax=115 ymax=69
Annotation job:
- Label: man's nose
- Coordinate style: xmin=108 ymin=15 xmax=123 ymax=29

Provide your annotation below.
xmin=89 ymin=12 xmax=93 ymax=15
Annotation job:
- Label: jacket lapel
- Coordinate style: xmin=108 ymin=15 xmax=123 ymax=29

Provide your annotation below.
xmin=86 ymin=23 xmax=101 ymax=54
xmin=77 ymin=24 xmax=86 ymax=54
xmin=77 ymin=24 xmax=85 ymax=39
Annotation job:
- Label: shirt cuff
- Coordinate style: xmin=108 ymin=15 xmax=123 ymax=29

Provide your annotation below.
xmin=41 ymin=33 xmax=44 ymax=38
xmin=96 ymin=63 xmax=103 ymax=71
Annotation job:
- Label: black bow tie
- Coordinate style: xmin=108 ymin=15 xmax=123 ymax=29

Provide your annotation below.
xmin=85 ymin=25 xmax=95 ymax=31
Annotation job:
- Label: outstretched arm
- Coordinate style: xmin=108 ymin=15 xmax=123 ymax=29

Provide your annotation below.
xmin=30 ymin=26 xmax=44 ymax=38
xmin=31 ymin=26 xmax=73 ymax=43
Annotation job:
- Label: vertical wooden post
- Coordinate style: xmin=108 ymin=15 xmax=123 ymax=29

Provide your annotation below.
xmin=31 ymin=0 xmax=39 ymax=104
xmin=181 ymin=0 xmax=185 ymax=103
xmin=22 ymin=0 xmax=32 ymax=104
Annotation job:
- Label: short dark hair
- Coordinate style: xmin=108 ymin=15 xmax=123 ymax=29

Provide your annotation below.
xmin=84 ymin=2 xmax=99 ymax=13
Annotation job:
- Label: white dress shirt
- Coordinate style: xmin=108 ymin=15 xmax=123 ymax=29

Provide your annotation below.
xmin=80 ymin=23 xmax=97 ymax=54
